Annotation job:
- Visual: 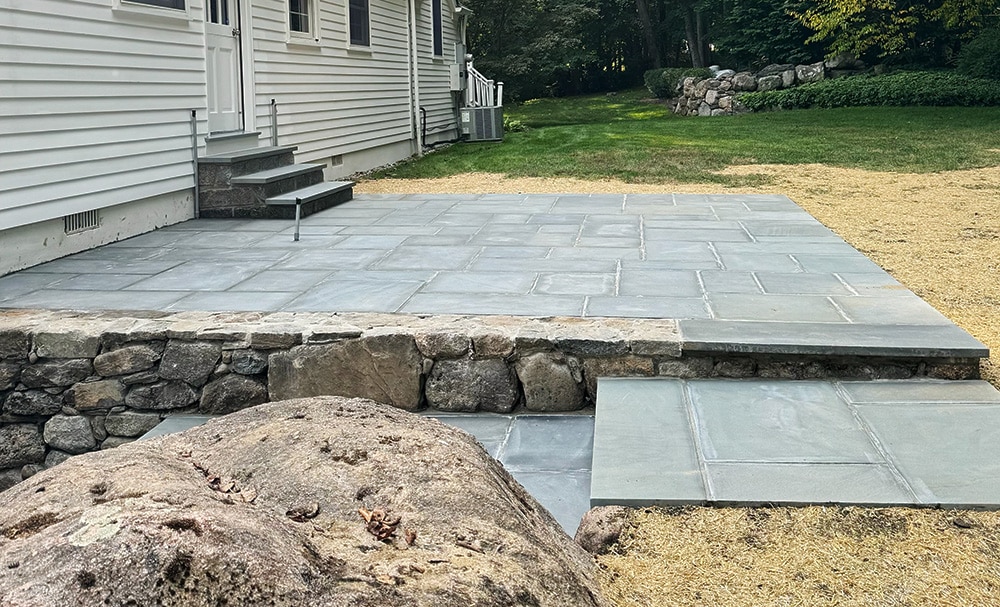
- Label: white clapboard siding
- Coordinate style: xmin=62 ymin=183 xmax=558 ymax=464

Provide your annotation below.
xmin=0 ymin=0 xmax=206 ymax=231
xmin=415 ymin=0 xmax=459 ymax=136
xmin=250 ymin=0 xmax=414 ymax=162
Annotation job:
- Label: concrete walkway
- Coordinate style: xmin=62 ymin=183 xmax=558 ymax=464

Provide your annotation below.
xmin=2 ymin=192 xmax=995 ymax=526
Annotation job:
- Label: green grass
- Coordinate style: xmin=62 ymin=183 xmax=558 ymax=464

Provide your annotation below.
xmin=374 ymin=89 xmax=1000 ymax=185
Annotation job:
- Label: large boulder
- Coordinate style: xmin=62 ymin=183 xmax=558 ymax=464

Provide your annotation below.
xmin=0 ymin=397 xmax=609 ymax=607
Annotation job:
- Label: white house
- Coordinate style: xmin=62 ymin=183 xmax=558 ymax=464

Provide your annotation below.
xmin=0 ymin=0 xmax=499 ymax=275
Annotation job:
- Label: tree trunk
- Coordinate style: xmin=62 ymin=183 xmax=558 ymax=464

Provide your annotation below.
xmin=696 ymin=8 xmax=709 ymax=66
xmin=635 ymin=0 xmax=662 ymax=69
xmin=682 ymin=4 xmax=703 ymax=67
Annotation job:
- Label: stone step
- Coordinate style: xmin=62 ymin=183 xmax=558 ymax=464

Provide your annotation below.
xmin=265 ymin=181 xmax=355 ymax=219
xmin=231 ymin=163 xmax=325 ymax=185
xmin=199 ymin=145 xmax=298 ymax=179
xmin=204 ymin=131 xmax=263 ymax=155
xmin=591 ymin=377 xmax=1000 ymax=509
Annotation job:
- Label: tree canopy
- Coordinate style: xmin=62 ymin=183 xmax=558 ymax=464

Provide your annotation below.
xmin=461 ymin=0 xmax=999 ymax=100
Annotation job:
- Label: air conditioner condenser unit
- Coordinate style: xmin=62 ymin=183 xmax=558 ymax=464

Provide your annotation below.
xmin=460 ymin=106 xmax=503 ymax=142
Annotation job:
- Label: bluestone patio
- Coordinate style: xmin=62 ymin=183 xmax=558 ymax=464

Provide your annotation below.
xmin=2 ymin=192 xmax=997 ymax=532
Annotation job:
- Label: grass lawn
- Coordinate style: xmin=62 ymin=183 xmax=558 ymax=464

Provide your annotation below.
xmin=377 ymin=89 xmax=1000 ymax=185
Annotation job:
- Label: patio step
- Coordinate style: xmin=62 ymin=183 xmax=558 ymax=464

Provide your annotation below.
xmin=591 ymin=377 xmax=1000 ymax=509
xmin=265 ymin=180 xmax=355 ymax=219
xmin=197 ymin=145 xmax=352 ymax=219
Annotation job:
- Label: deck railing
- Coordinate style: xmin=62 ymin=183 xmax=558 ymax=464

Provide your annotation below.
xmin=466 ymin=61 xmax=503 ymax=108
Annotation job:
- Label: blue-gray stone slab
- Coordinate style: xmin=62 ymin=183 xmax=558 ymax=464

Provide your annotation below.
xmin=705 ymin=462 xmax=914 ymax=506
xmin=428 ymin=414 xmax=513 ymax=458
xmin=678 ymin=320 xmax=989 ymax=358
xmin=533 ymin=273 xmax=615 ymax=296
xmin=284 ymin=278 xmax=424 ymax=312
xmin=688 ymin=380 xmax=882 ymax=463
xmin=840 ymin=380 xmax=1000 ymax=404
xmin=423 ymin=272 xmax=536 ymax=294
xmin=833 ymin=295 xmax=952 ymax=325
xmin=585 ymin=296 xmax=712 ymax=319
xmin=592 ymin=377 xmax=1000 ymax=509
xmin=856 ymin=403 xmax=1000 ymax=507
xmin=708 ymin=293 xmax=847 ymax=323
xmin=500 ymin=415 xmax=594 ymax=472
xmin=618 ymin=269 xmax=702 ymax=297
xmin=755 ymin=272 xmax=853 ymax=296
xmin=139 ymin=415 xmax=217 ymax=440
xmin=592 ymin=379 xmax=705 ymax=506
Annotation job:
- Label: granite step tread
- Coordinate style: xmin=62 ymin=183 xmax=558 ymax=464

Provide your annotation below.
xmin=199 ymin=145 xmax=298 ymax=164
xmin=267 ymin=181 xmax=354 ymax=206
xmin=231 ymin=163 xmax=324 ymax=185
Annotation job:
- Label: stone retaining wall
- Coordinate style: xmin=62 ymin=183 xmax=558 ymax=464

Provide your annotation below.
xmin=673 ymin=54 xmax=867 ymax=117
xmin=0 ymin=310 xmax=678 ymax=490
xmin=0 ymin=309 xmax=977 ymax=490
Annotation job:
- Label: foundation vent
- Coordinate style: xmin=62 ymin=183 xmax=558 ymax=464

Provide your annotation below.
xmin=64 ymin=210 xmax=100 ymax=234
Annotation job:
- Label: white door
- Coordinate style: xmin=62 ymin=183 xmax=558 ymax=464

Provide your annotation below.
xmin=205 ymin=0 xmax=241 ymax=132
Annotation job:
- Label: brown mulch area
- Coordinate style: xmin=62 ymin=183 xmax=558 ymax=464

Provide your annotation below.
xmin=358 ymin=166 xmax=1000 ymax=606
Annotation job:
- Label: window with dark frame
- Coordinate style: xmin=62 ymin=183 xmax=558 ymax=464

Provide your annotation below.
xmin=127 ymin=0 xmax=185 ymax=9
xmin=289 ymin=0 xmax=311 ymax=33
xmin=432 ymin=0 xmax=442 ymax=56
xmin=349 ymin=0 xmax=370 ymax=46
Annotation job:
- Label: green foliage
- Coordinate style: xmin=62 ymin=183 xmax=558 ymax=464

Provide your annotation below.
xmin=739 ymin=71 xmax=1000 ymax=110
xmin=466 ymin=0 xmax=600 ymax=101
xmin=370 ymin=89 xmax=1000 ymax=185
xmin=958 ymin=28 xmax=1000 ymax=79
xmin=644 ymin=67 xmax=713 ymax=98
xmin=793 ymin=0 xmax=998 ymax=63
xmin=503 ymin=116 xmax=528 ymax=132
xmin=712 ymin=0 xmax=821 ymax=69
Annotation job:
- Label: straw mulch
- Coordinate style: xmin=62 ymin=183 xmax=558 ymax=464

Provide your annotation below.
xmin=599 ymin=506 xmax=1000 ymax=607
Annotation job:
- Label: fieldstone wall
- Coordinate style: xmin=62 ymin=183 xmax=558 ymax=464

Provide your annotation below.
xmin=673 ymin=53 xmax=867 ymax=117
xmin=0 ymin=310 xmax=680 ymax=491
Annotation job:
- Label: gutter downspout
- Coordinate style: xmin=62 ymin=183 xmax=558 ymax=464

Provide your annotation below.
xmin=407 ymin=0 xmax=423 ymax=157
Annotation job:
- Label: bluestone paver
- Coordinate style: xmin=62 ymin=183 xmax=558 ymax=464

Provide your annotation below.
xmin=592 ymin=379 xmax=704 ymax=506
xmin=593 ymin=378 xmax=1000 ymax=508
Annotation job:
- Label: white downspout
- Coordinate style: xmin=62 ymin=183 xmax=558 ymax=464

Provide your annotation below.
xmin=407 ymin=0 xmax=423 ymax=156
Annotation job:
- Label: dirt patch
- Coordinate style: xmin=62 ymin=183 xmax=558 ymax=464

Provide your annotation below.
xmin=599 ymin=506 xmax=1000 ymax=607
xmin=356 ymin=166 xmax=1000 ymax=386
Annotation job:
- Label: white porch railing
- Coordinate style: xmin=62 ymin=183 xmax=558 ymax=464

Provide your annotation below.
xmin=466 ymin=61 xmax=503 ymax=108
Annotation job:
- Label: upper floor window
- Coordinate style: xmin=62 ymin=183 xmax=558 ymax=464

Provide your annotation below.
xmin=349 ymin=0 xmax=370 ymax=46
xmin=432 ymin=0 xmax=442 ymax=56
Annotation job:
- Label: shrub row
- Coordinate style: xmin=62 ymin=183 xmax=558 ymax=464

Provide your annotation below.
xmin=644 ymin=67 xmax=713 ymax=98
xmin=739 ymin=71 xmax=1000 ymax=111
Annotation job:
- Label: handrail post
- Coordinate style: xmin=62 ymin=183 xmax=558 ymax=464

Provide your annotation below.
xmin=293 ymin=198 xmax=301 ymax=242
xmin=189 ymin=109 xmax=200 ymax=218
xmin=270 ymin=99 xmax=279 ymax=146
xmin=496 ymin=82 xmax=503 ymax=107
